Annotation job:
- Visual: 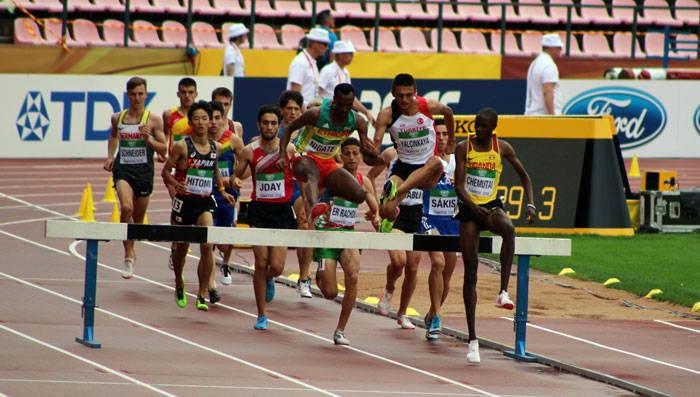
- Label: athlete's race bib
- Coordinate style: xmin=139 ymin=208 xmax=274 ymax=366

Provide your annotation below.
xmin=218 ymin=161 xmax=230 ymax=178
xmin=186 ymin=168 xmax=214 ymax=195
xmin=255 ymin=172 xmax=285 ymax=199
xmin=465 ymin=168 xmax=496 ymax=198
xmin=306 ymin=134 xmax=340 ymax=156
xmin=397 ymin=128 xmax=431 ymax=155
xmin=428 ymin=189 xmax=457 ymax=216
xmin=171 ymin=197 xmax=183 ymax=213
xmin=119 ymin=139 xmax=147 ymax=164
xmin=329 ymin=197 xmax=358 ymax=227
xmin=401 ymin=189 xmax=423 ymax=206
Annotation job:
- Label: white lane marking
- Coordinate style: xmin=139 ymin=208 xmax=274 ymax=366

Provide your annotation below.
xmin=0 ymin=192 xmax=77 ymax=220
xmin=654 ymin=320 xmax=700 ymax=334
xmin=0 ymin=184 xmax=93 ymax=189
xmin=0 ymin=270 xmax=341 ymax=397
xmin=500 ymin=317 xmax=700 ymax=375
xmin=69 ymin=241 xmax=499 ymax=397
xmin=0 ymin=324 xmax=176 ymax=396
xmin=0 ymin=229 xmax=70 ymax=257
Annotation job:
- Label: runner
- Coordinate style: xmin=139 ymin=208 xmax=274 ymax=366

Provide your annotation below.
xmin=103 ymin=76 xmax=167 ymax=279
xmin=211 ymin=87 xmax=243 ymax=139
xmin=314 ymin=138 xmax=380 ymax=345
xmin=453 ymin=107 xmax=537 ymax=363
xmin=161 ymin=100 xmax=235 ymax=312
xmin=235 ymin=104 xmax=297 ymax=330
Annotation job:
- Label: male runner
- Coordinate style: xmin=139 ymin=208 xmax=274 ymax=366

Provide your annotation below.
xmin=277 ymin=83 xmax=382 ymax=225
xmin=104 ymin=76 xmax=167 ymax=279
xmin=162 ymin=100 xmax=235 ymax=312
xmin=235 ymin=104 xmax=297 ymax=330
xmin=454 ymin=107 xmax=537 ymax=364
xmin=314 ymin=138 xmax=380 ymax=345
xmin=211 ymin=87 xmax=243 ymax=139
xmin=372 ymin=73 xmax=455 ymax=233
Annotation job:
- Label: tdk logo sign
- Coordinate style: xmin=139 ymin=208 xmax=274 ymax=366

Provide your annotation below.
xmin=563 ymin=87 xmax=666 ymax=149
xmin=17 ymin=91 xmax=50 ymax=141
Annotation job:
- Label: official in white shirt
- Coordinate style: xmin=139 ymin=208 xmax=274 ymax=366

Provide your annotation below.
xmin=286 ymin=28 xmax=330 ymax=107
xmin=524 ymin=34 xmax=564 ymax=115
xmin=223 ymin=24 xmax=248 ymax=77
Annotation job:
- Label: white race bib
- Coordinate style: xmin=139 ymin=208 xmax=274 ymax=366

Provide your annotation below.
xmin=119 ymin=139 xmax=147 ymax=164
xmin=328 ymin=197 xmax=358 ymax=227
xmin=255 ymin=172 xmax=285 ymax=199
xmin=186 ymin=168 xmax=214 ymax=195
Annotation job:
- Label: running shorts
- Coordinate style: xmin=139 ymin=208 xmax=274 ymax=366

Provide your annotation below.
xmin=171 ymin=194 xmax=216 ymax=225
xmin=453 ymin=198 xmax=503 ymax=231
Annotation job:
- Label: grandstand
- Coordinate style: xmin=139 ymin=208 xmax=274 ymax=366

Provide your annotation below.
xmin=5 ymin=0 xmax=700 ymax=61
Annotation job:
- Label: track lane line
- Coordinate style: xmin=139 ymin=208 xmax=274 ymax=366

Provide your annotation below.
xmin=654 ymin=319 xmax=700 ymax=334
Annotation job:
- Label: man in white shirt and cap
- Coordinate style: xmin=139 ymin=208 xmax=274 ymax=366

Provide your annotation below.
xmin=223 ymin=23 xmax=248 ymax=77
xmin=287 ymin=27 xmax=330 ymax=107
xmin=524 ymin=33 xmax=564 ymax=116
xmin=318 ymin=40 xmax=376 ymax=126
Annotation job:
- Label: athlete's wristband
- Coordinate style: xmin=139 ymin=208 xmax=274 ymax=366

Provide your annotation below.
xmin=219 ymin=186 xmax=226 ymax=192
xmin=527 ymin=204 xmax=536 ymax=210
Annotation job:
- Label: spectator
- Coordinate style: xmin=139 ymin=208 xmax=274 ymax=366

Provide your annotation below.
xmin=223 ymin=23 xmax=249 ymax=77
xmin=287 ymin=27 xmax=330 ymax=107
xmin=524 ymin=34 xmax=563 ymax=115
xmin=315 ymin=9 xmax=338 ymax=69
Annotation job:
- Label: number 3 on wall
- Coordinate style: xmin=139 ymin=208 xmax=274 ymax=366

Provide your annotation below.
xmin=495 ymin=186 xmax=557 ymax=221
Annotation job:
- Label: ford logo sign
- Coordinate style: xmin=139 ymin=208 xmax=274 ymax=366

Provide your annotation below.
xmin=694 ymin=105 xmax=700 ymax=136
xmin=563 ymin=87 xmax=666 ymax=149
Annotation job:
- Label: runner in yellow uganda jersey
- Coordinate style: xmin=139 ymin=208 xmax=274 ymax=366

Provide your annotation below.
xmin=276 ymin=83 xmax=383 ymax=224
xmin=453 ymin=107 xmax=538 ymax=364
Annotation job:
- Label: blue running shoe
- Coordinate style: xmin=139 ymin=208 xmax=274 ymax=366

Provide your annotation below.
xmin=254 ymin=315 xmax=268 ymax=330
xmin=426 ymin=315 xmax=441 ymax=340
xmin=381 ymin=179 xmax=397 ymax=205
xmin=265 ymin=278 xmax=275 ymax=302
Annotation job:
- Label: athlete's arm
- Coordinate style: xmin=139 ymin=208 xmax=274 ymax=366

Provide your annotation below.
xmin=229 ymin=134 xmax=246 ymax=188
xmin=160 ymin=109 xmax=172 ymax=162
xmin=427 ymin=99 xmax=456 ymax=154
xmin=234 ymin=144 xmax=252 ymax=180
xmin=146 ymin=112 xmax=167 ymax=157
xmin=162 ymin=140 xmax=187 ymax=193
xmin=214 ymin=142 xmax=235 ymax=206
xmin=104 ymin=113 xmax=120 ymax=172
xmin=233 ymin=121 xmax=243 ymax=139
xmin=276 ymin=108 xmax=320 ymax=170
xmin=356 ymin=116 xmax=383 ymax=166
xmin=353 ymin=97 xmax=376 ymax=128
xmin=454 ymin=140 xmax=489 ymax=218
xmin=372 ymin=107 xmax=392 ymax=149
xmin=362 ymin=174 xmax=381 ymax=231
xmin=366 ymin=147 xmax=396 ymax=203
xmin=500 ymin=140 xmax=537 ymax=224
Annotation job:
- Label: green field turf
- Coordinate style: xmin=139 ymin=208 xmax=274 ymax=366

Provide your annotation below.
xmin=492 ymin=233 xmax=700 ymax=308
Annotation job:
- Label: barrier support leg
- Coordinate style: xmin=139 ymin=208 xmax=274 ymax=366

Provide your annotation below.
xmin=504 ymin=255 xmax=536 ymax=362
xmin=75 ymin=239 xmax=101 ymax=348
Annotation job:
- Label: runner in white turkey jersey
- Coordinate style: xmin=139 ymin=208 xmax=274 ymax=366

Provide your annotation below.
xmin=372 ymin=73 xmax=455 ymax=233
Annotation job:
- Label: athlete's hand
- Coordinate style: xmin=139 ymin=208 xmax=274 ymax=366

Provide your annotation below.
xmin=139 ymin=125 xmax=151 ymax=141
xmin=366 ymin=211 xmax=380 ymax=231
xmin=223 ymin=192 xmax=235 ymax=207
xmin=276 ymin=156 xmax=288 ymax=171
xmin=470 ymin=202 xmax=491 ymax=220
xmin=175 ymin=181 xmax=188 ymax=193
xmin=157 ymin=153 xmax=167 ymax=163
xmin=446 ymin=137 xmax=456 ymax=154
xmin=230 ymin=176 xmax=243 ymax=190
xmin=525 ymin=206 xmax=538 ymax=224
xmin=103 ymin=158 xmax=114 ymax=172
xmin=366 ymin=112 xmax=377 ymax=129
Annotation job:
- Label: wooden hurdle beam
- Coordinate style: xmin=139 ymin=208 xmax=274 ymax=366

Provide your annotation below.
xmin=45 ymin=220 xmax=571 ymax=360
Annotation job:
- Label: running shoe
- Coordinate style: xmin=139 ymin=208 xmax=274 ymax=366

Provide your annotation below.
xmin=397 ymin=315 xmax=415 ymax=330
xmin=208 ymin=288 xmax=221 ymax=304
xmin=467 ymin=340 xmax=480 ymax=364
xmin=265 ymin=278 xmax=275 ymax=302
xmin=495 ymin=290 xmax=514 ymax=310
xmin=196 ymin=296 xmax=209 ymax=311
xmin=424 ymin=312 xmax=433 ymax=329
xmin=254 ymin=315 xmax=268 ymax=330
xmin=426 ymin=316 xmax=441 ymax=340
xmin=310 ymin=202 xmax=327 ymax=223
xmin=297 ymin=276 xmax=313 ymax=299
xmin=175 ymin=285 xmax=186 ymax=308
xmin=377 ymin=288 xmax=393 ymax=316
xmin=381 ymin=179 xmax=397 ymax=205
xmin=333 ymin=329 xmax=350 ymax=345
xmin=379 ymin=207 xmax=400 ymax=234
xmin=221 ymin=264 xmax=232 ymax=285
xmin=168 ymin=249 xmax=174 ymax=271
xmin=121 ymin=258 xmax=134 ymax=279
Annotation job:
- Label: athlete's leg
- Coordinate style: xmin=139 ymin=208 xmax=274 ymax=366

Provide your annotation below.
xmin=196 ymin=211 xmax=215 ymax=300
xmin=317 ymin=257 xmax=339 ymax=299
xmin=292 ymin=157 xmax=322 ymax=217
xmin=382 ymin=157 xmax=443 ymax=216
xmin=486 ymin=209 xmax=515 ymax=293
xmin=459 ymin=221 xmax=481 ymax=340
xmin=336 ymin=249 xmax=360 ymax=332
xmin=293 ymin=196 xmax=312 ymax=282
xmin=252 ymin=244 xmax=270 ymax=317
xmin=427 ymin=248 xmax=446 ymax=318
xmin=115 ymin=179 xmax=137 ymax=259
xmin=442 ymin=251 xmax=458 ymax=305
xmin=323 ymin=167 xmax=366 ymax=204
xmin=396 ymin=250 xmax=421 ymax=317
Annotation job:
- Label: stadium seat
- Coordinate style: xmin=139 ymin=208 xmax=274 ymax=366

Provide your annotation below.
xmin=28 ymin=0 xmax=65 ymax=12
xmin=335 ymin=1 xmax=374 ymax=19
xmin=281 ymin=24 xmax=305 ymax=50
xmin=611 ymin=0 xmax=652 ymax=25
xmin=491 ymin=31 xmax=527 ymax=56
xmin=102 ymin=19 xmax=146 ymax=47
xmin=395 ymin=1 xmax=434 ymax=21
xmin=425 ymin=0 xmax=463 ymax=22
xmin=674 ymin=33 xmax=699 ymax=58
xmin=560 ymin=33 xmax=585 ymax=57
xmin=400 ymin=27 xmax=434 ymax=52
xmin=550 ymin=0 xmax=590 ymax=24
xmin=14 ymin=18 xmax=44 ymax=45
xmin=456 ymin=1 xmax=499 ymax=22
xmin=375 ymin=0 xmax=403 ymax=20
xmin=152 ymin=0 xmax=188 ymax=14
xmin=43 ymin=18 xmax=85 ymax=47
xmin=192 ymin=21 xmax=225 ymax=48
xmin=612 ymin=32 xmax=643 ymax=57
xmin=213 ymin=0 xmax=250 ymax=15
xmin=73 ymin=19 xmax=108 ymax=46
xmin=162 ymin=20 xmax=188 ymax=48
xmin=501 ymin=1 xmax=530 ymax=23
xmin=582 ymin=33 xmax=616 ymax=57
xmin=675 ymin=0 xmax=700 ymax=26
xmin=580 ymin=0 xmax=621 ymax=24
xmin=275 ymin=0 xmax=310 ymax=18
xmin=520 ymin=32 xmax=543 ymax=56
xmin=70 ymin=0 xmax=107 ymax=12
xmin=192 ymin=0 xmax=226 ymax=15
xmin=430 ymin=28 xmax=461 ymax=53
xmin=252 ymin=23 xmax=285 ymax=50
xmin=518 ymin=0 xmax=557 ymax=24
xmin=132 ymin=20 xmax=171 ymax=48
xmin=130 ymin=0 xmax=166 ymax=12
xmin=252 ymin=0 xmax=286 ymax=18
xmin=93 ymin=0 xmax=125 ymax=12
xmin=340 ymin=25 xmax=372 ymax=51
xmin=644 ymin=0 xmax=683 ymax=27
xmin=644 ymin=32 xmax=688 ymax=58
xmin=370 ymin=28 xmax=404 ymax=52
xmin=460 ymin=30 xmax=496 ymax=54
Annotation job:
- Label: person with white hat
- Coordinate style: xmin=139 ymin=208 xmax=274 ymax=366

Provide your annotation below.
xmin=318 ymin=40 xmax=376 ymax=127
xmin=524 ymin=33 xmax=564 ymax=115
xmin=287 ymin=27 xmax=330 ymax=107
xmin=223 ymin=23 xmax=249 ymax=77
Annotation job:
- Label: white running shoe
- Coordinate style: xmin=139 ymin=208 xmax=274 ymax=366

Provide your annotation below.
xmin=397 ymin=315 xmax=415 ymax=330
xmin=377 ymin=289 xmax=393 ymax=316
xmin=333 ymin=329 xmax=350 ymax=345
xmin=121 ymin=258 xmax=134 ymax=279
xmin=467 ymin=340 xmax=480 ymax=364
xmin=495 ymin=290 xmax=514 ymax=310
xmin=220 ymin=264 xmax=232 ymax=285
xmin=297 ymin=278 xmax=313 ymax=299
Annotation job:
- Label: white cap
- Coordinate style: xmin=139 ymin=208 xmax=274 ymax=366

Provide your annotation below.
xmin=228 ymin=23 xmax=249 ymax=39
xmin=306 ymin=27 xmax=331 ymax=44
xmin=542 ymin=33 xmax=563 ymax=48
xmin=332 ymin=40 xmax=355 ymax=53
